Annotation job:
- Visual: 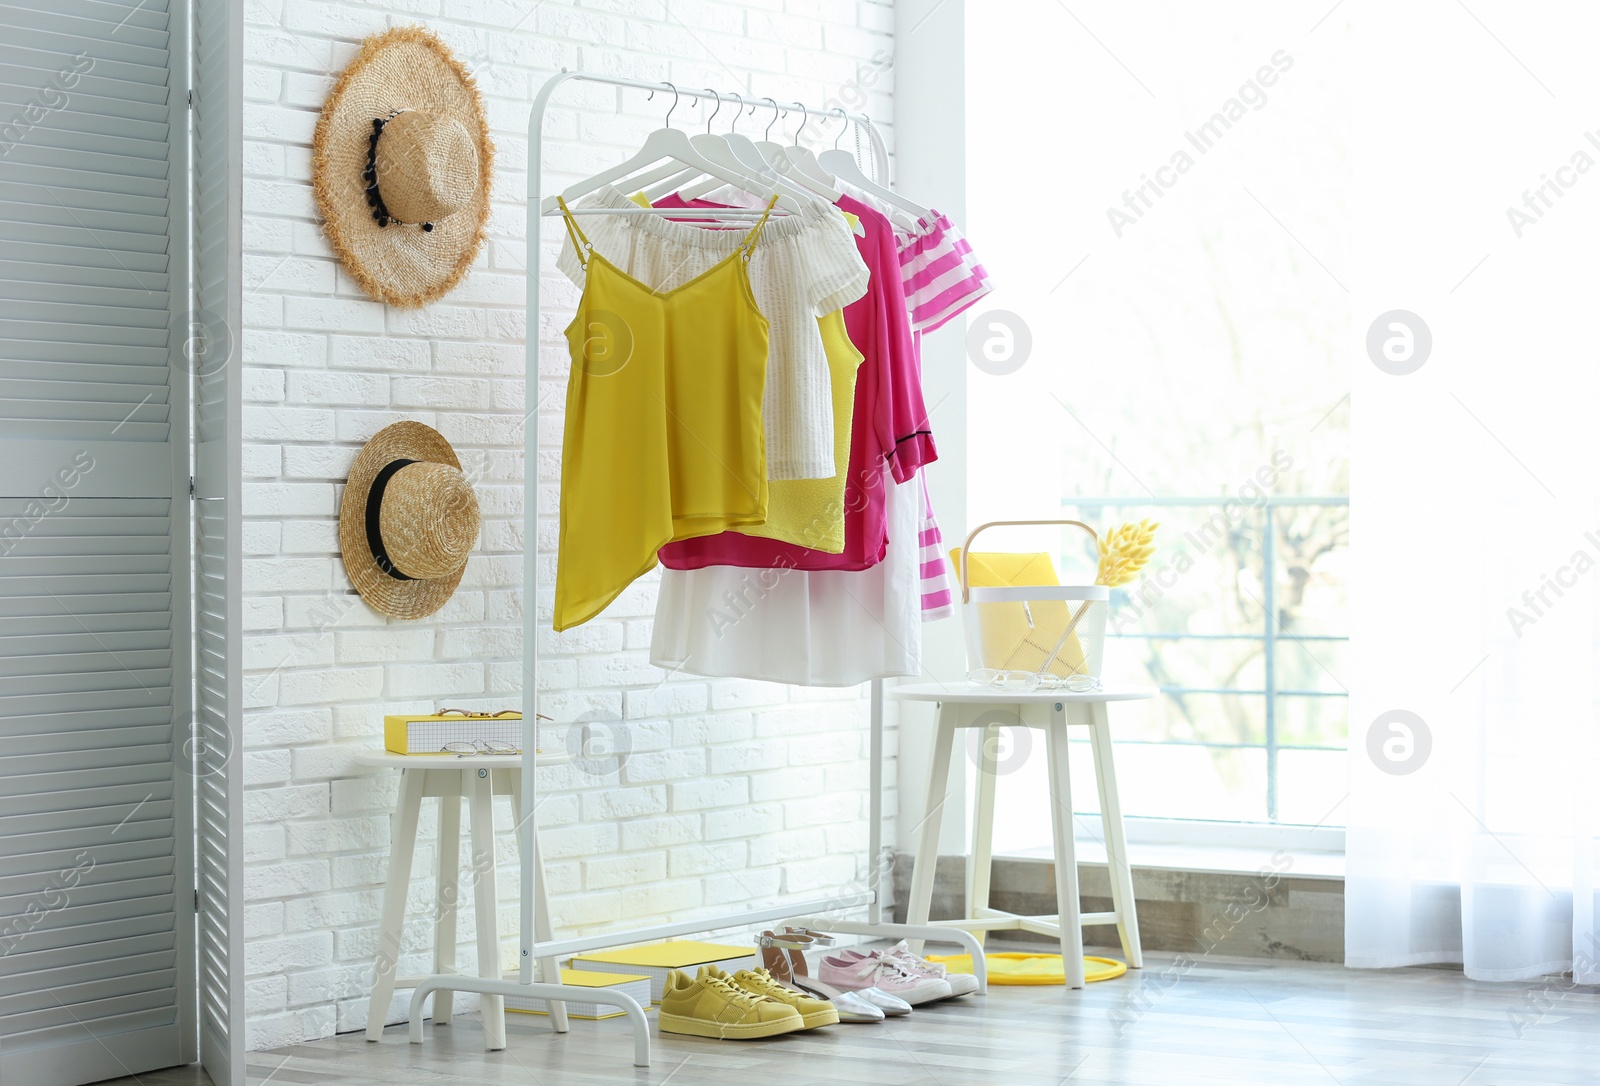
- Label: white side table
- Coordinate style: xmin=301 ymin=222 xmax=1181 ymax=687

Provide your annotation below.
xmin=891 ymin=684 xmax=1154 ymax=988
xmin=355 ymin=751 xmax=571 ymax=1049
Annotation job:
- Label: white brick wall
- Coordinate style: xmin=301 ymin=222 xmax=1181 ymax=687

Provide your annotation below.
xmin=242 ymin=0 xmax=898 ymax=1051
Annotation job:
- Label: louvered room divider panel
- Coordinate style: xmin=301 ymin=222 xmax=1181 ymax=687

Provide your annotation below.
xmin=0 ymin=2 xmax=192 ymax=1084
xmin=193 ymin=0 xmax=243 ymax=1082
xmin=0 ymin=499 xmax=186 ymax=1084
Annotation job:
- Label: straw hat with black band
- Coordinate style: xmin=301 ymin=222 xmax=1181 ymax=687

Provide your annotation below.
xmin=312 ymin=25 xmax=493 ymax=308
xmin=340 ymin=421 xmax=480 ymax=620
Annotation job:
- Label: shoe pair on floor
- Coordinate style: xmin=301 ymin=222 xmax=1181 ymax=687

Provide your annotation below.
xmin=759 ymin=929 xmax=977 ymax=1023
xmin=658 ymin=965 xmax=838 ymax=1040
xmin=658 ymin=938 xmax=981 ymax=1040
xmin=821 ymin=941 xmax=981 ymax=1002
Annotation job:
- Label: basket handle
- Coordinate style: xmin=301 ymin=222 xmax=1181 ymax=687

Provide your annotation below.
xmin=957 ymin=519 xmax=1099 ymax=604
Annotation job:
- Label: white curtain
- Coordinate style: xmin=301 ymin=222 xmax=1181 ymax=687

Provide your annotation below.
xmin=1346 ymin=3 xmax=1600 ymax=982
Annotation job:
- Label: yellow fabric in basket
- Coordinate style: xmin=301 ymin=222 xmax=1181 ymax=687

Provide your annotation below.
xmin=948 ymin=550 xmax=1089 ymax=678
xmin=927 ymin=952 xmax=1127 ymax=985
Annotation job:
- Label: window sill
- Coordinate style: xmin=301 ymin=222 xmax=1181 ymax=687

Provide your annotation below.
xmin=1001 ymin=839 xmax=1345 ymax=880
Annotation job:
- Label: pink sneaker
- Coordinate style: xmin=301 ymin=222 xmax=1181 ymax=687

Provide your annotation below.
xmin=819 ymin=951 xmax=952 ymax=1006
xmin=841 ymin=943 xmax=979 ymax=998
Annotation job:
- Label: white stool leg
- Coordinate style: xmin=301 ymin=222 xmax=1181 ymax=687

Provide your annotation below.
xmin=432 ymin=785 xmax=461 ymax=1026
xmin=468 ymin=768 xmax=506 ymax=1050
xmin=967 ymin=720 xmax=1002 ymax=944
xmin=367 ymin=768 xmax=425 ymax=1041
xmin=906 ymin=702 xmax=958 ymax=956
xmin=1090 ymin=703 xmax=1143 ymax=969
xmin=510 ymin=781 xmax=568 ymax=1034
xmin=1045 ymin=703 xmax=1086 ymax=988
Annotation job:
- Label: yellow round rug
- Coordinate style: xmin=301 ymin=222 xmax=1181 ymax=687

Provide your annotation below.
xmin=926 ymin=951 xmax=1127 ymax=985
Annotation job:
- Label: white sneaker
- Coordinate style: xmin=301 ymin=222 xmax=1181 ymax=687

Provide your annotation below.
xmin=819 ymin=951 xmax=952 ymax=1006
xmin=880 ymin=941 xmax=980 ymax=997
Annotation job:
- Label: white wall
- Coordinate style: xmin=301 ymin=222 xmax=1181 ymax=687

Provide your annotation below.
xmin=890 ymin=0 xmax=969 ymax=858
xmin=239 ymin=0 xmax=896 ymax=1049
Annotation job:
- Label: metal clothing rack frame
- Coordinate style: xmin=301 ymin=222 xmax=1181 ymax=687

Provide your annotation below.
xmin=405 ymin=68 xmax=986 ymax=1067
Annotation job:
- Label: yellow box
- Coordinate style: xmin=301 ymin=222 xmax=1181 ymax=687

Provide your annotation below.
xmin=383 ymin=711 xmax=523 ymax=755
xmin=569 ymin=941 xmax=758 ymax=1001
xmin=505 ymin=969 xmax=653 ymax=1020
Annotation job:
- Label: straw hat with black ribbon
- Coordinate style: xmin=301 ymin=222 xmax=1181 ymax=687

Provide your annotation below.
xmin=312 ymin=25 xmax=493 ymax=308
xmin=340 ymin=421 xmax=480 ymax=620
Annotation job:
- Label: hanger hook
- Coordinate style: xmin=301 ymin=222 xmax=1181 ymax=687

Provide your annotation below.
xmin=834 ymin=108 xmax=849 ymax=151
xmin=702 ymin=88 xmax=721 ymax=134
xmin=764 ymin=97 xmax=781 ymax=141
xmin=728 ymin=92 xmax=745 ymax=133
xmin=663 ymin=82 xmax=680 ymax=128
xmin=792 ymin=102 xmax=808 ymax=146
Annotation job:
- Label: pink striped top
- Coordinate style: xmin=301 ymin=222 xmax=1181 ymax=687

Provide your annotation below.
xmin=918 ymin=473 xmax=954 ymax=620
xmin=900 ymin=211 xmax=992 ymax=334
xmin=900 ymin=214 xmax=986 ymax=621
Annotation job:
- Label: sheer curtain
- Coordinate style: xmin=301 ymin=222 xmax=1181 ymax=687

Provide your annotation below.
xmin=1346 ymin=3 xmax=1600 ymax=982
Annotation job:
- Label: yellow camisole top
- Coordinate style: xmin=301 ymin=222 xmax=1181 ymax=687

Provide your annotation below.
xmin=621 ymin=192 xmax=862 ymax=555
xmin=553 ymin=197 xmax=777 ymax=631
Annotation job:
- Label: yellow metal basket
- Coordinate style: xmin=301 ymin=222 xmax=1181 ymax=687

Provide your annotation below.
xmin=954 ymin=520 xmax=1109 ymax=689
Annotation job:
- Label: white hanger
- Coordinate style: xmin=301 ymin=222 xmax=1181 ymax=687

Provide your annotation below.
xmin=673 ymin=91 xmax=827 ymax=209
xmin=747 ymin=100 xmax=836 ymax=202
xmin=776 ymin=103 xmax=843 ymax=201
xmin=642 ymin=90 xmax=739 ymax=201
xmin=819 ymin=112 xmax=932 ymax=221
xmin=744 ymin=100 xmax=855 ymax=225
xmin=648 ymin=91 xmax=818 ymax=208
xmin=609 ymin=86 xmax=704 ymax=195
xmin=678 ymin=96 xmax=865 ymax=237
xmin=722 ymin=94 xmax=787 ymax=180
xmin=753 ymin=98 xmax=797 ymax=184
xmin=540 ymin=83 xmax=793 ymax=217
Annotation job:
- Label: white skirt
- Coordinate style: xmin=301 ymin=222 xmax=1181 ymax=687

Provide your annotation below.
xmin=650 ymin=471 xmax=922 ymax=686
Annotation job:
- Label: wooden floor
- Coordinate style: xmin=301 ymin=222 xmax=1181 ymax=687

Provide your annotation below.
xmin=99 ymin=949 xmax=1600 ymax=1086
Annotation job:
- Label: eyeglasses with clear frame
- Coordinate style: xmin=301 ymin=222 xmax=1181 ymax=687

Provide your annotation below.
xmin=967 ymin=668 xmax=1101 ymax=693
xmin=439 ymin=738 xmax=520 ymax=757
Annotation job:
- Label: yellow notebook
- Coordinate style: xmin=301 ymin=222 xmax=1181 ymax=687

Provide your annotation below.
xmin=505 ymin=969 xmax=652 ymax=1020
xmin=570 ymin=941 xmax=757 ymax=1001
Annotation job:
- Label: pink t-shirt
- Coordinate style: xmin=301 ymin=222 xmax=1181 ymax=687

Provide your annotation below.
xmin=657 ymin=192 xmax=935 ymax=572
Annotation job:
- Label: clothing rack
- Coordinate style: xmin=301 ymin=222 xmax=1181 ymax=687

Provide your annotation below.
xmin=404 ymin=68 xmax=985 ymax=1068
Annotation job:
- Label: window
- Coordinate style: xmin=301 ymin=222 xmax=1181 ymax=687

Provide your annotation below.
xmin=960 ymin=1 xmax=1349 ymax=848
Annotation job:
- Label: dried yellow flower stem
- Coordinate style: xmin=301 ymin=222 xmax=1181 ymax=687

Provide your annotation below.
xmin=1095 ymin=519 xmax=1159 ymax=587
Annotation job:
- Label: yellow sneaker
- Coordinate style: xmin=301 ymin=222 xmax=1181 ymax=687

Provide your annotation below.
xmin=718 ymin=966 xmax=841 ymax=1029
xmin=657 ymin=967 xmax=805 ymax=1040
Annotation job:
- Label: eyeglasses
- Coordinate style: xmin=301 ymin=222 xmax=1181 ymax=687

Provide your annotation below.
xmin=440 ymin=738 xmax=520 ymax=757
xmin=967 ymin=669 xmax=1101 ymax=693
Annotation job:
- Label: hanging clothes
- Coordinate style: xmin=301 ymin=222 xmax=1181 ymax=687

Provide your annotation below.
xmin=917 ymin=476 xmax=955 ymax=621
xmin=630 ymin=190 xmax=862 ymax=554
xmin=736 ymin=308 xmax=859 ymax=554
xmin=650 ymin=467 xmax=924 ymax=685
xmin=551 ymin=198 xmax=776 ymax=631
xmin=651 ymin=193 xmax=936 ymax=683
xmin=898 ymin=209 xmax=993 ymax=334
xmin=557 ymin=186 xmax=869 ymax=480
xmin=658 ymin=191 xmax=933 ymax=573
xmin=839 ymin=184 xmax=995 ymax=623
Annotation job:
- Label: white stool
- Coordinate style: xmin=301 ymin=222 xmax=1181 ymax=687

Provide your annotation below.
xmin=891 ymin=684 xmax=1154 ymax=988
xmin=355 ymin=751 xmax=569 ymax=1049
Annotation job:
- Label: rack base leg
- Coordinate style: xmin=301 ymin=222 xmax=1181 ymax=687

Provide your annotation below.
xmin=407 ymin=978 xmax=650 ymax=1066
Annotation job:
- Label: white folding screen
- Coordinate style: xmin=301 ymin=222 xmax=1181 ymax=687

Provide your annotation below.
xmin=0 ymin=1 xmax=196 ymax=1084
xmin=192 ymin=0 xmax=242 ymax=1081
